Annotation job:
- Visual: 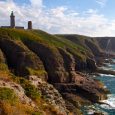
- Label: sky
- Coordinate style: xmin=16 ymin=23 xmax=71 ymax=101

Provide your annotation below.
xmin=0 ymin=0 xmax=115 ymax=36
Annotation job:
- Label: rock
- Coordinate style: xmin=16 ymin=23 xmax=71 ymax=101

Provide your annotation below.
xmin=0 ymin=49 xmax=6 ymax=64
xmin=23 ymin=40 xmax=69 ymax=83
xmin=97 ymin=68 xmax=115 ymax=75
xmin=93 ymin=112 xmax=104 ymax=115
xmin=58 ymin=48 xmax=76 ymax=82
xmin=54 ymin=74 xmax=108 ymax=103
xmin=86 ymin=58 xmax=97 ymax=72
xmin=0 ymin=80 xmax=36 ymax=107
xmin=0 ymin=38 xmax=47 ymax=80
xmin=29 ymin=75 xmax=68 ymax=115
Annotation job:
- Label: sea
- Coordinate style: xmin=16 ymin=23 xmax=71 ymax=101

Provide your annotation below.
xmin=82 ymin=59 xmax=115 ymax=115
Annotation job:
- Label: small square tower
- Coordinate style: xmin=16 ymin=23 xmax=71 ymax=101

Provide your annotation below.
xmin=28 ymin=21 xmax=32 ymax=29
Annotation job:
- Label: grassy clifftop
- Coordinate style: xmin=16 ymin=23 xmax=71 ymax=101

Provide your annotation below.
xmin=0 ymin=29 xmax=91 ymax=60
xmin=56 ymin=34 xmax=103 ymax=56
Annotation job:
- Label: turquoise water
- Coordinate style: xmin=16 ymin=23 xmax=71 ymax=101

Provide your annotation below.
xmin=83 ymin=59 xmax=115 ymax=115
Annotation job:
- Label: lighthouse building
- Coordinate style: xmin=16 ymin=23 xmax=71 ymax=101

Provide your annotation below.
xmin=1 ymin=11 xmax=32 ymax=30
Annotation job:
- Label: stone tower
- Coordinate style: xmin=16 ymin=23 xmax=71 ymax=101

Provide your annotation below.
xmin=28 ymin=21 xmax=32 ymax=29
xmin=10 ymin=11 xmax=15 ymax=28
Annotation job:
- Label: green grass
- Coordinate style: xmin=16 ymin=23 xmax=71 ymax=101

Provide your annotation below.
xmin=32 ymin=111 xmax=42 ymax=115
xmin=0 ymin=87 xmax=18 ymax=104
xmin=0 ymin=63 xmax=8 ymax=71
xmin=57 ymin=34 xmax=102 ymax=53
xmin=31 ymin=29 xmax=89 ymax=60
xmin=32 ymin=30 xmax=87 ymax=50
xmin=27 ymin=67 xmax=47 ymax=76
xmin=13 ymin=76 xmax=41 ymax=100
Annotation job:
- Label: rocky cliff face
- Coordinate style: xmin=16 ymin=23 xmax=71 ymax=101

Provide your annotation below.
xmin=0 ymin=38 xmax=47 ymax=79
xmin=0 ymin=29 xmax=110 ymax=115
xmin=22 ymin=40 xmax=69 ymax=83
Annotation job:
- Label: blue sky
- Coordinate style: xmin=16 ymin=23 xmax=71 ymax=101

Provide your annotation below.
xmin=13 ymin=0 xmax=115 ymax=19
xmin=0 ymin=0 xmax=115 ymax=36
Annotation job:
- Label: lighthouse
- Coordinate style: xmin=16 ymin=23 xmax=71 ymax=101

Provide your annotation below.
xmin=10 ymin=11 xmax=15 ymax=28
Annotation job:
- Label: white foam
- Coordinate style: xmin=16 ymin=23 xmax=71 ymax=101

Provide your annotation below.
xmin=100 ymin=94 xmax=115 ymax=109
xmin=99 ymin=74 xmax=115 ymax=77
xmin=98 ymin=67 xmax=114 ymax=71
xmin=87 ymin=110 xmax=95 ymax=115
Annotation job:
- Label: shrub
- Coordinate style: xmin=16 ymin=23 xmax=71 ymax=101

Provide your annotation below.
xmin=13 ymin=77 xmax=41 ymax=100
xmin=27 ymin=67 xmax=47 ymax=77
xmin=0 ymin=63 xmax=8 ymax=71
xmin=0 ymin=87 xmax=17 ymax=104
xmin=32 ymin=111 xmax=41 ymax=115
xmin=24 ymin=83 xmax=40 ymax=100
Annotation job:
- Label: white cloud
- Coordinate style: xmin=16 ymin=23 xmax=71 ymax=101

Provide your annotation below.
xmin=50 ymin=7 xmax=67 ymax=18
xmin=30 ymin=0 xmax=43 ymax=8
xmin=0 ymin=0 xmax=115 ymax=37
xmin=96 ymin=0 xmax=107 ymax=7
xmin=85 ymin=9 xmax=98 ymax=14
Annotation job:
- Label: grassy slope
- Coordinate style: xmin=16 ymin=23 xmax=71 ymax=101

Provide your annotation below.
xmin=0 ymin=28 xmax=93 ymax=60
xmin=31 ymin=29 xmax=93 ymax=60
xmin=56 ymin=34 xmax=102 ymax=56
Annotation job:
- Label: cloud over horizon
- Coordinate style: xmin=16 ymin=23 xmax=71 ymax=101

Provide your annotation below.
xmin=0 ymin=0 xmax=115 ymax=37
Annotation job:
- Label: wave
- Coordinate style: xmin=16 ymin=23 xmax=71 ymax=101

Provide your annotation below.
xmin=99 ymin=74 xmax=115 ymax=77
xmin=100 ymin=94 xmax=115 ymax=110
xmin=98 ymin=66 xmax=115 ymax=71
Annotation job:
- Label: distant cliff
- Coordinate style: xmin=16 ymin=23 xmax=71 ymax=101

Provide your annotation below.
xmin=0 ymin=28 xmax=111 ymax=115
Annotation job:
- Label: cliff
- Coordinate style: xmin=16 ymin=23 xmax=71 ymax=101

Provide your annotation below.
xmin=0 ymin=28 xmax=110 ymax=115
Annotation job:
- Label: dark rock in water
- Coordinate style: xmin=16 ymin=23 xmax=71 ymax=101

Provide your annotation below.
xmin=97 ymin=68 xmax=115 ymax=75
xmin=93 ymin=112 xmax=104 ymax=115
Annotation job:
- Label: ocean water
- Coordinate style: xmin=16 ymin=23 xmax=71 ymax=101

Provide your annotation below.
xmin=83 ymin=59 xmax=115 ymax=115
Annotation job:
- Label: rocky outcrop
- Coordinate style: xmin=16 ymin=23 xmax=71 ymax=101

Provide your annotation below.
xmin=29 ymin=75 xmax=68 ymax=115
xmin=86 ymin=58 xmax=97 ymax=72
xmin=0 ymin=80 xmax=35 ymax=107
xmin=0 ymin=38 xmax=47 ymax=80
xmin=0 ymin=49 xmax=8 ymax=71
xmin=58 ymin=48 xmax=77 ymax=82
xmin=54 ymin=74 xmax=108 ymax=103
xmin=66 ymin=48 xmax=97 ymax=72
xmin=97 ymin=68 xmax=115 ymax=75
xmin=0 ymin=49 xmax=5 ymax=64
xmin=22 ymin=40 xmax=69 ymax=83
